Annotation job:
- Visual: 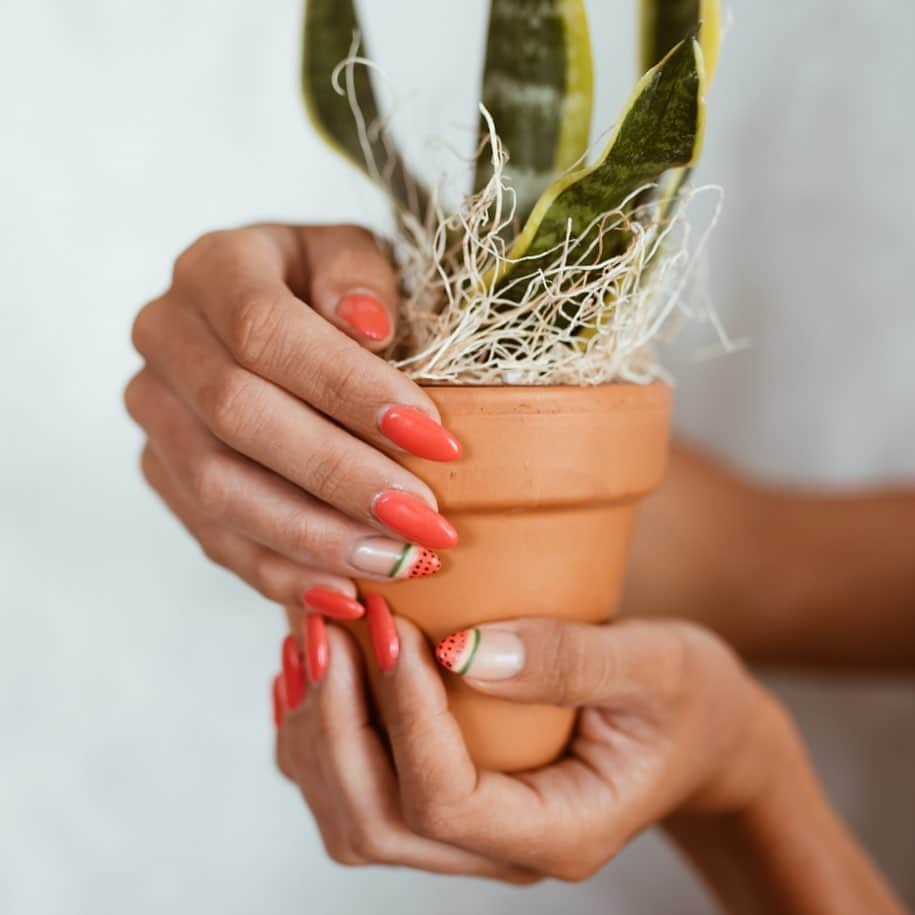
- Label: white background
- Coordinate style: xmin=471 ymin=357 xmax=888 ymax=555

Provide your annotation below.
xmin=1 ymin=1 xmax=913 ymax=913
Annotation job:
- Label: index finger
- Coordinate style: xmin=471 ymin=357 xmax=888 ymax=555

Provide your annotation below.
xmin=174 ymin=225 xmax=462 ymax=463
xmin=369 ymin=610 xmax=550 ymax=850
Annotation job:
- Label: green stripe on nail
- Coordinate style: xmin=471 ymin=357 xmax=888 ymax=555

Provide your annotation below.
xmin=456 ymin=628 xmax=481 ymax=675
xmin=388 ymin=543 xmax=411 ymax=579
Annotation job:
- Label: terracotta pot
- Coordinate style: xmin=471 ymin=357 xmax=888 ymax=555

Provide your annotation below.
xmin=288 ymin=382 xmax=671 ymax=772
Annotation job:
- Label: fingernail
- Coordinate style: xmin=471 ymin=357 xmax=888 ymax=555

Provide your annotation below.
xmin=302 ymin=586 xmax=364 ymax=620
xmin=435 ymin=627 xmax=524 ymax=680
xmin=303 ymin=614 xmax=329 ymax=685
xmin=351 ymin=538 xmax=441 ymax=580
xmin=372 ymin=491 xmax=458 ymax=550
xmin=378 ymin=405 xmax=462 ymax=462
xmin=364 ymin=593 xmax=399 ymax=672
xmin=272 ymin=674 xmax=287 ymax=727
xmin=281 ymin=634 xmax=306 ymax=709
xmin=336 ymin=292 xmax=391 ymax=342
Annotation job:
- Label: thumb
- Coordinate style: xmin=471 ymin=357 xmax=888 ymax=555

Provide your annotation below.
xmin=434 ymin=618 xmax=687 ymax=708
xmin=299 ymin=224 xmax=399 ymax=352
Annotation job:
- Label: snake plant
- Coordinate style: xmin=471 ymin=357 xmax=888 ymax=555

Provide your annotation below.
xmin=301 ymin=0 xmax=719 ymax=300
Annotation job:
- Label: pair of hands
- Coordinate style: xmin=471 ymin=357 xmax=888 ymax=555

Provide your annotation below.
xmin=126 ymin=223 xmax=787 ymax=883
xmin=273 ymin=605 xmax=785 ymax=883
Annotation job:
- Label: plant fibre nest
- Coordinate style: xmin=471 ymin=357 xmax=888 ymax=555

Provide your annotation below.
xmin=303 ymin=0 xmax=723 ymax=386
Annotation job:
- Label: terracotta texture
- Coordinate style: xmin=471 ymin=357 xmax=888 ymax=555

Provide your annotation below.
xmin=288 ymin=382 xmax=671 ymax=772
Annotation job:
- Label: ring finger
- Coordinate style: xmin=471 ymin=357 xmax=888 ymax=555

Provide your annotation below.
xmin=127 ymin=369 xmax=443 ymax=583
xmin=139 ymin=445 xmax=354 ymax=606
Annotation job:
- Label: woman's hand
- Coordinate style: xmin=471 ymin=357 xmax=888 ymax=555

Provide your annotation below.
xmin=125 ymin=224 xmax=461 ymax=609
xmin=274 ymin=606 xmax=779 ymax=881
xmin=273 ymin=606 xmax=906 ymax=912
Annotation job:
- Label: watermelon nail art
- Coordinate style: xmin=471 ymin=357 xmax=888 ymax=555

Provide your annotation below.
xmin=435 ymin=627 xmax=525 ymax=681
xmin=389 ymin=543 xmax=441 ymax=579
xmin=436 ymin=628 xmax=481 ymax=674
xmin=352 ymin=537 xmax=441 ymax=580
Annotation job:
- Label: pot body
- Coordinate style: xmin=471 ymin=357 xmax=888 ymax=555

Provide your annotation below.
xmin=290 ymin=382 xmax=671 ymax=772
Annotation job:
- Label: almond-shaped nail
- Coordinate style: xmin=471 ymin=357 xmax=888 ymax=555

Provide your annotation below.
xmin=281 ymin=634 xmax=306 ymax=709
xmin=372 ymin=490 xmax=458 ymax=550
xmin=379 ymin=405 xmax=462 ymax=462
xmin=351 ymin=538 xmax=441 ymax=580
xmin=302 ymin=586 xmax=364 ymax=620
xmin=336 ymin=292 xmax=391 ymax=342
xmin=435 ymin=627 xmax=524 ymax=681
xmin=364 ymin=593 xmax=399 ymax=672
xmin=303 ymin=614 xmax=329 ymax=685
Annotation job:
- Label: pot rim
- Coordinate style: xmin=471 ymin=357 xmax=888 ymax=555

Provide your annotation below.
xmin=416 ymin=380 xmax=670 ymax=416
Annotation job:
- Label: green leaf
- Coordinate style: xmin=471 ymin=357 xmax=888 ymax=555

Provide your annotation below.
xmin=473 ymin=0 xmax=594 ymax=224
xmin=301 ymin=0 xmax=427 ymax=215
xmin=639 ymin=0 xmax=720 ymax=82
xmin=638 ymin=0 xmax=719 ymax=221
xmin=497 ymin=35 xmax=706 ymax=293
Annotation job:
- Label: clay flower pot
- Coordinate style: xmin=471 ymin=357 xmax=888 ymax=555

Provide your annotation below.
xmin=358 ymin=382 xmax=671 ymax=772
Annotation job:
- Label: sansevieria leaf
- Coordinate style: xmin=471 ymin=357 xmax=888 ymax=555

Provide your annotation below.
xmin=497 ymin=35 xmax=706 ymax=293
xmin=301 ymin=0 xmax=427 ymax=215
xmin=638 ymin=0 xmax=720 ymax=217
xmin=473 ymin=0 xmax=594 ymax=225
xmin=639 ymin=0 xmax=720 ymax=82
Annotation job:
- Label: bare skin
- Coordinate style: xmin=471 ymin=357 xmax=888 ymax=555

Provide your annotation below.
xmin=622 ymin=445 xmax=915 ymax=670
xmin=126 ymin=223 xmax=453 ymax=604
xmin=128 ymin=223 xmax=910 ymax=911
xmin=276 ymin=615 xmax=906 ymax=913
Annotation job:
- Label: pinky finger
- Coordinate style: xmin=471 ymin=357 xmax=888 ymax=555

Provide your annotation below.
xmin=139 ymin=445 xmax=355 ymax=606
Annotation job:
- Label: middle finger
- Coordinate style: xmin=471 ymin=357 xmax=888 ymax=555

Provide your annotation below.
xmin=132 ymin=299 xmax=457 ymax=550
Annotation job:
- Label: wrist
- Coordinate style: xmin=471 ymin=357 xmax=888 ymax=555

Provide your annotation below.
xmin=667 ymin=695 xmax=905 ymax=915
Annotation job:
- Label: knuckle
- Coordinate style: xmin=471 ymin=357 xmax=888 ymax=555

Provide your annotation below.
xmin=187 ymin=453 xmax=231 ymax=517
xmin=199 ymin=371 xmax=255 ymax=443
xmin=130 ymin=298 xmax=164 ymax=357
xmin=317 ymin=357 xmax=374 ymax=417
xmin=401 ymin=798 xmax=453 ymax=842
xmin=347 ymin=825 xmax=390 ymax=864
xmin=199 ymin=535 xmax=229 ymax=568
xmin=123 ymin=372 xmax=145 ymax=424
xmin=250 ymin=551 xmax=283 ymax=601
xmin=226 ymin=290 xmax=283 ymax=370
xmin=173 ymin=230 xmax=234 ymax=284
xmin=138 ymin=446 xmax=158 ymax=488
xmin=323 ymin=837 xmax=362 ymax=868
xmin=301 ymin=446 xmax=352 ymax=505
xmin=288 ymin=520 xmax=333 ymax=565
xmin=542 ymin=622 xmax=578 ymax=704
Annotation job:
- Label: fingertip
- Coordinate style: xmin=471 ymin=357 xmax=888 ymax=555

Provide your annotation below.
xmin=334 ymin=290 xmax=395 ymax=348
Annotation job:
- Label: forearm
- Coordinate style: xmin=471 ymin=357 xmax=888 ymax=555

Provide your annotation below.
xmin=666 ymin=706 xmax=907 ymax=915
xmin=622 ymin=444 xmax=915 ymax=669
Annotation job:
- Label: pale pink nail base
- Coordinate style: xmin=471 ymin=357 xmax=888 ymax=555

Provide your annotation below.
xmin=351 ymin=538 xmax=442 ymax=580
xmin=436 ymin=627 xmax=525 ymax=680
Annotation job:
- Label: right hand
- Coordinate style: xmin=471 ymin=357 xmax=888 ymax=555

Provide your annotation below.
xmin=125 ymin=223 xmax=461 ymax=609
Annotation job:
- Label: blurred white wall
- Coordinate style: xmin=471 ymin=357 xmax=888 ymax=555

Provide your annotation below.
xmin=1 ymin=1 xmax=912 ymax=913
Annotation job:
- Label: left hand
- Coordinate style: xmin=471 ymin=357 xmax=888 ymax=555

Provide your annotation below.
xmin=272 ymin=602 xmax=789 ymax=882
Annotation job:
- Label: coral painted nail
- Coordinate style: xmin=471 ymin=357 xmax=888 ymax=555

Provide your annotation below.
xmin=379 ymin=405 xmax=462 ymax=462
xmin=303 ymin=614 xmax=329 ymax=685
xmin=364 ymin=593 xmax=400 ymax=672
xmin=272 ymin=674 xmax=287 ymax=727
xmin=335 ymin=292 xmax=391 ymax=342
xmin=302 ymin=586 xmax=364 ymax=620
xmin=351 ymin=538 xmax=441 ymax=580
xmin=281 ymin=634 xmax=306 ymax=709
xmin=372 ymin=491 xmax=458 ymax=550
xmin=436 ymin=627 xmax=524 ymax=680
